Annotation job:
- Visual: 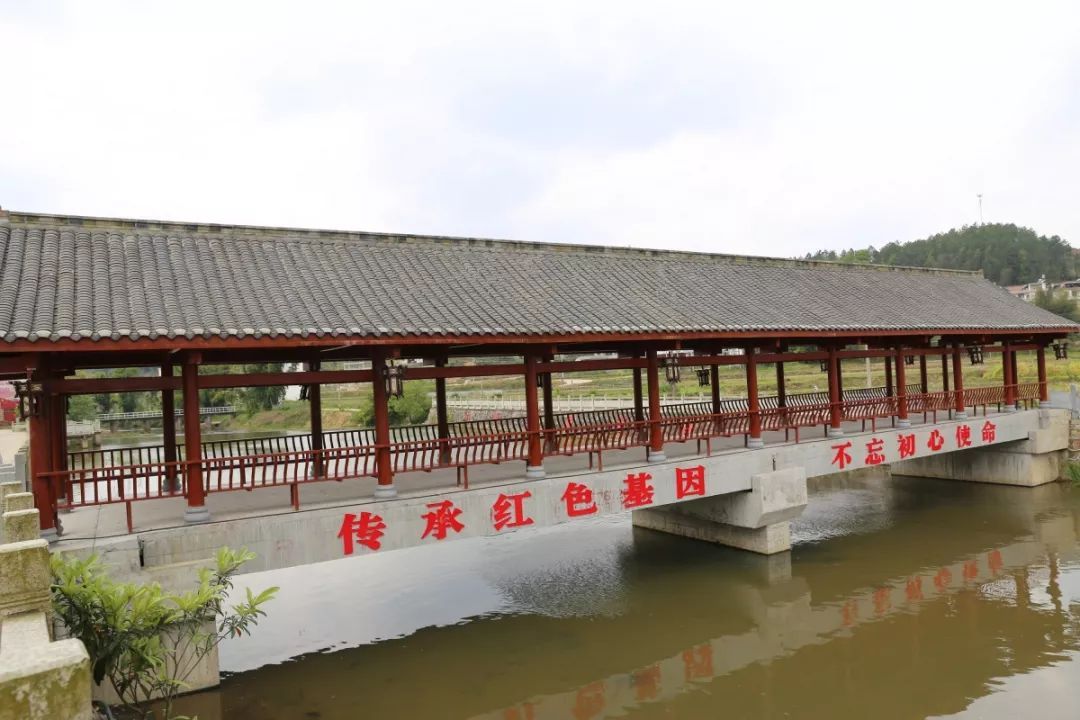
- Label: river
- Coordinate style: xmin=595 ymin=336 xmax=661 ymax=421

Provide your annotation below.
xmin=169 ymin=470 xmax=1080 ymax=719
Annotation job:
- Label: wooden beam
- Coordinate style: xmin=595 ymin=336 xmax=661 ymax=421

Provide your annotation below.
xmin=54 ymin=376 xmax=181 ymax=395
xmin=0 ymin=353 xmax=39 ymax=377
xmin=199 ymin=369 xmax=372 ymax=389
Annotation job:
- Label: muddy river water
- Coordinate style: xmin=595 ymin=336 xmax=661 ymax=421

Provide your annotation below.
xmin=174 ymin=471 xmax=1080 ymax=719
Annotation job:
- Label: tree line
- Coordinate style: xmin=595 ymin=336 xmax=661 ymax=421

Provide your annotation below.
xmin=68 ymin=364 xmax=287 ymax=421
xmin=805 ymin=223 xmax=1075 ymax=286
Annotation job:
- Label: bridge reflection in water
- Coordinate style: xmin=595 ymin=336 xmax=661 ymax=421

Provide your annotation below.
xmin=177 ymin=472 xmax=1080 ymax=720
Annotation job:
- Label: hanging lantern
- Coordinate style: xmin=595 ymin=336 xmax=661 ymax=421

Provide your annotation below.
xmin=1054 ymin=342 xmax=1069 ymax=360
xmin=695 ymin=367 xmax=710 ymax=386
xmin=383 ymin=363 xmax=405 ymax=398
xmin=664 ymin=356 xmax=681 ymax=385
xmin=904 ymin=355 xmax=915 ymax=366
xmin=967 ymin=346 xmax=984 ymax=365
xmin=13 ymin=380 xmax=42 ymax=420
xmin=536 ymin=372 xmax=546 ymax=389
xmin=819 ymin=360 xmax=829 ymax=373
xmin=299 ymin=384 xmax=310 ymax=401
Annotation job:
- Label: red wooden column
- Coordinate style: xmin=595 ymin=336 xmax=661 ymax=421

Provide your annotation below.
xmin=745 ymin=347 xmax=763 ymax=448
xmin=435 ymin=358 xmax=451 ymax=463
xmin=29 ymin=374 xmax=57 ymax=535
xmin=1037 ymin=344 xmax=1049 ymax=403
xmin=308 ymin=361 xmax=324 ymax=478
xmin=371 ymin=349 xmax=396 ymax=498
xmin=524 ymin=354 xmax=545 ymax=479
xmin=710 ymin=364 xmax=721 ymax=413
xmin=632 ymin=366 xmax=645 ymax=423
xmin=826 ymin=345 xmax=843 ymax=437
xmin=646 ymin=348 xmax=666 ymax=462
xmin=836 ymin=355 xmax=844 ymax=399
xmin=541 ymin=354 xmax=555 ymax=452
xmin=161 ymin=364 xmax=179 ymax=491
xmin=884 ymin=354 xmax=893 ymax=396
xmin=1006 ymin=349 xmax=1015 ymax=408
xmin=1002 ymin=340 xmax=1016 ymax=411
xmin=941 ymin=350 xmax=950 ymax=394
xmin=894 ymin=345 xmax=910 ymax=428
xmin=51 ymin=393 xmax=67 ymax=474
xmin=918 ymin=354 xmax=928 ymax=394
xmin=50 ymin=392 xmax=69 ymax=515
xmin=776 ymin=361 xmax=787 ymax=408
xmin=952 ymin=343 xmax=967 ymax=419
xmin=182 ymin=355 xmax=209 ymax=523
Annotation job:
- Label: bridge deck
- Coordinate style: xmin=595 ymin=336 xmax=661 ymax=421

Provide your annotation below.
xmin=52 ymin=405 xmax=1017 ymax=540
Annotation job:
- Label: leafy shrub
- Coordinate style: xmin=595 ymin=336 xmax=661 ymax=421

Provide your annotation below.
xmin=51 ymin=547 xmax=276 ymax=720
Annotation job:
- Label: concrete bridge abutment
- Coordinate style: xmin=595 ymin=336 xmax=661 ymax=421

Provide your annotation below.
xmin=632 ymin=467 xmax=809 ymax=555
xmin=895 ymin=409 xmax=1069 ymax=487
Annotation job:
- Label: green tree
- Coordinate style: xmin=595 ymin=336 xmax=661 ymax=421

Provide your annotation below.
xmin=1033 ymin=287 xmax=1080 ymax=322
xmin=66 ymin=394 xmax=98 ymax=422
xmin=806 ymin=223 xmax=1075 ymax=285
xmin=238 ymin=364 xmax=287 ymax=414
xmin=352 ymin=381 xmax=433 ymax=427
xmin=51 ymin=547 xmax=277 ymax=720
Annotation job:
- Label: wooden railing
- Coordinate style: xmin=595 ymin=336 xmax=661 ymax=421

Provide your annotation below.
xmin=48 ymin=382 xmax=1045 ymax=531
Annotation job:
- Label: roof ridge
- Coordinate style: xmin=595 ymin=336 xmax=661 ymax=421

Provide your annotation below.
xmin=3 ymin=210 xmax=983 ymax=278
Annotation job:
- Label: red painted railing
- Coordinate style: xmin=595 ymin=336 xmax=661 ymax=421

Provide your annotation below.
xmin=45 ymin=382 xmax=1042 ymax=532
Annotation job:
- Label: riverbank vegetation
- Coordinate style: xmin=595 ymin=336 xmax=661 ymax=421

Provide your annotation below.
xmin=51 ymin=547 xmax=276 ymax=720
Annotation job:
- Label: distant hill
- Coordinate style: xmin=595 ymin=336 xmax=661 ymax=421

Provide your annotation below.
xmin=805 ymin=224 xmax=1074 ymax=286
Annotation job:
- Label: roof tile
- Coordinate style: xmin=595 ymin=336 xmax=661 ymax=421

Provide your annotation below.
xmin=0 ymin=212 xmax=1075 ymax=344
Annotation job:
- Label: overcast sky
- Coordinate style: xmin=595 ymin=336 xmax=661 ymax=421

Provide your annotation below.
xmin=2 ymin=1 xmax=1077 ymax=257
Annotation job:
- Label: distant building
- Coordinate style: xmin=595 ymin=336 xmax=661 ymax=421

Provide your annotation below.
xmin=1008 ymin=275 xmax=1080 ymax=303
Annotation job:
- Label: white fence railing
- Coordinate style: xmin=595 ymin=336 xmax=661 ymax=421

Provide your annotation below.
xmin=98 ymin=406 xmax=237 ymax=422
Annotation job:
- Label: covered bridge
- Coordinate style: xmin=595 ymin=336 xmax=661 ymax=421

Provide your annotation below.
xmin=0 ymin=209 xmax=1074 ymax=534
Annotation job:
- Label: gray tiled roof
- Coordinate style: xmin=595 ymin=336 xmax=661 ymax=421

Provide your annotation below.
xmin=0 ymin=211 xmax=1074 ymax=344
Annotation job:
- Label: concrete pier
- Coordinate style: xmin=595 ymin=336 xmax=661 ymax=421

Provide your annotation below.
xmin=632 ymin=467 xmax=808 ymax=554
xmin=896 ymin=409 xmax=1068 ymax=487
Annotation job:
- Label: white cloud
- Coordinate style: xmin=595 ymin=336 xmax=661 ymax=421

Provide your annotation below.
xmin=1 ymin=0 xmax=1077 ymax=256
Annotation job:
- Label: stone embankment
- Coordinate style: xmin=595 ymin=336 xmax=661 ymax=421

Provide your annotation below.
xmin=0 ymin=480 xmax=92 ymax=720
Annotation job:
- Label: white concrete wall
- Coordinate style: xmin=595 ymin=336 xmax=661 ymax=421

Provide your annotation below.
xmin=53 ymin=410 xmax=1059 ymax=577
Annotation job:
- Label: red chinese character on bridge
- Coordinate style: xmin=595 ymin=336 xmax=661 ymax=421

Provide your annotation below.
xmin=562 ymin=482 xmax=597 ymax=517
xmin=502 ymin=704 xmax=536 ymax=720
xmin=955 ymin=424 xmax=972 ymax=448
xmin=841 ymin=599 xmax=857 ymax=627
xmin=573 ymin=681 xmax=605 ymax=720
xmin=873 ymin=587 xmax=891 ymax=616
xmin=632 ymin=665 xmax=661 ymax=702
xmin=927 ymin=429 xmax=945 ymax=451
xmin=898 ymin=433 xmax=916 ymax=459
xmin=933 ymin=566 xmax=953 ymax=592
xmin=337 ymin=511 xmax=386 ymax=555
xmin=492 ymin=491 xmax=534 ymax=532
xmin=682 ymin=642 xmax=714 ymax=681
xmin=621 ymin=472 xmax=655 ymax=509
xmin=831 ymin=441 xmax=853 ymax=469
xmin=988 ymin=549 xmax=1003 ymax=575
xmin=963 ymin=559 xmax=979 ymax=581
xmin=421 ymin=499 xmax=464 ymax=540
xmin=676 ymin=465 xmax=706 ymax=499
xmin=905 ymin=576 xmax=923 ymax=602
xmin=865 ymin=438 xmax=886 ymax=465
xmin=982 ymin=420 xmax=997 ymax=443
